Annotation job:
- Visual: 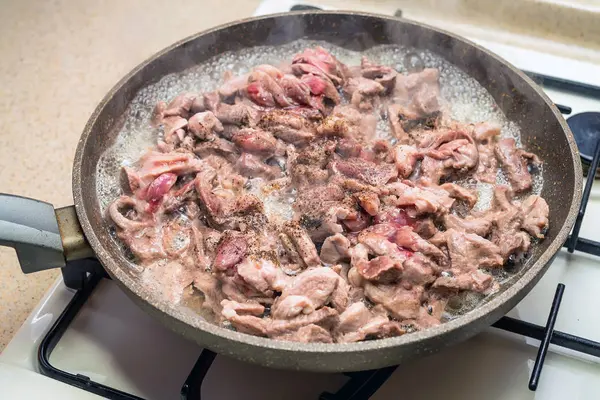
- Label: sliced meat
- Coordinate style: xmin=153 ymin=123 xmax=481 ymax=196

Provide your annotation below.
xmin=393 ymin=68 xmax=441 ymax=115
xmin=301 ymin=73 xmax=341 ymax=104
xmin=235 ymin=153 xmax=281 ymax=179
xmin=163 ymin=93 xmax=196 ymax=118
xmin=393 ymin=226 xmax=447 ymax=262
xmin=274 ymin=324 xmax=333 ymax=343
xmin=521 ymin=195 xmax=549 ymax=238
xmin=440 ymin=183 xmax=478 ymax=209
xmin=360 ymin=57 xmax=397 ymax=92
xmin=236 ymin=257 xmax=287 ymax=295
xmin=446 ymin=229 xmax=503 ymax=271
xmin=364 ymin=283 xmax=424 ymax=320
xmin=387 ymin=181 xmax=454 ymax=216
xmin=272 ymin=267 xmax=339 ymax=319
xmin=221 ymin=299 xmax=265 ymax=316
xmin=432 ymin=270 xmax=494 ymax=293
xmin=215 ymin=103 xmax=258 ymax=126
xmin=394 ymin=145 xmax=421 ymax=178
xmin=188 ymin=111 xmax=224 ymax=140
xmin=495 ymin=138 xmax=537 ymax=192
xmin=268 ymin=307 xmax=339 ymax=336
xmin=444 ymin=214 xmax=493 ymax=237
xmin=320 ymin=234 xmax=351 ymax=264
xmin=332 ymin=158 xmax=398 ymax=187
xmin=213 ymin=232 xmax=248 ymax=273
xmin=282 ymin=223 xmax=321 ymax=268
xmin=231 ymin=128 xmax=277 ymax=157
xmin=279 ymin=74 xmax=312 ymax=106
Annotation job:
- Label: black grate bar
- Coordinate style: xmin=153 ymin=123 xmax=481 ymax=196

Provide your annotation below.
xmin=563 ymin=236 xmax=600 ymax=256
xmin=180 ymin=349 xmax=217 ymax=400
xmin=319 ymin=366 xmax=398 ymax=400
xmin=568 ymin=140 xmax=600 ymax=252
xmin=38 ymin=272 xmax=145 ymax=400
xmin=555 ymin=104 xmax=572 ymax=115
xmin=493 ymin=316 xmax=600 ymax=358
xmin=528 ymin=284 xmax=565 ymax=390
xmin=523 ymin=70 xmax=600 ymax=99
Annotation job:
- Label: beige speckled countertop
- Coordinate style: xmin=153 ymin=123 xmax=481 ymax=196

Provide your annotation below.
xmin=0 ymin=0 xmax=259 ymax=352
xmin=1 ymin=0 xmax=599 ymax=352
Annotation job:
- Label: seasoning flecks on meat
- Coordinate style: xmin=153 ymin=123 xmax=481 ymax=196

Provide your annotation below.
xmin=108 ymin=45 xmax=549 ymax=344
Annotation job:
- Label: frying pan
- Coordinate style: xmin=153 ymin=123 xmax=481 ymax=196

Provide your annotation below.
xmin=0 ymin=11 xmax=582 ymax=372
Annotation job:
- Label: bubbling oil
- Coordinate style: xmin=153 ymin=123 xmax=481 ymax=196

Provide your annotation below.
xmin=96 ymin=39 xmax=545 ymax=313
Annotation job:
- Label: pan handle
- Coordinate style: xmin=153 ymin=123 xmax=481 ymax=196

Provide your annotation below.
xmin=0 ymin=194 xmax=93 ymax=273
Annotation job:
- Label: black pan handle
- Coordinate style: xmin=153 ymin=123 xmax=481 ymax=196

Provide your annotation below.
xmin=0 ymin=194 xmax=93 ymax=273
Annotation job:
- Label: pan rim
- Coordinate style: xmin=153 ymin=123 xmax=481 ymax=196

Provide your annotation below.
xmin=73 ymin=10 xmax=583 ymax=361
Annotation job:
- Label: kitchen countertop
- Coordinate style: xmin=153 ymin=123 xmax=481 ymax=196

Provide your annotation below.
xmin=1 ymin=0 xmax=599 ymax=352
xmin=0 ymin=0 xmax=259 ymax=352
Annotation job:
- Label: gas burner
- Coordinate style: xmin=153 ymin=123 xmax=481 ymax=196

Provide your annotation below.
xmin=567 ymin=112 xmax=600 ymax=176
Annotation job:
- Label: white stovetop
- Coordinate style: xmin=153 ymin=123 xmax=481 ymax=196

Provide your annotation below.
xmin=2 ymin=1 xmax=600 ymax=399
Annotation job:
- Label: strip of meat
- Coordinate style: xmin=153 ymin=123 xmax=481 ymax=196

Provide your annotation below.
xmin=163 ymin=93 xmax=196 ymax=118
xmin=521 ymin=195 xmax=549 ymax=238
xmin=432 ymin=270 xmax=494 ymax=293
xmin=332 ymin=158 xmax=398 ymax=187
xmin=387 ymin=181 xmax=454 ymax=216
xmin=444 ymin=214 xmax=493 ymax=237
xmin=282 ymin=223 xmax=321 ymax=268
xmin=236 ymin=257 xmax=287 ymax=295
xmin=495 ymin=138 xmax=537 ymax=192
xmin=188 ymin=111 xmax=224 ymax=140
xmin=440 ymin=183 xmax=477 ymax=209
xmin=393 ymin=226 xmax=447 ymax=262
xmin=231 ymin=128 xmax=277 ymax=157
xmin=446 ymin=229 xmax=503 ymax=271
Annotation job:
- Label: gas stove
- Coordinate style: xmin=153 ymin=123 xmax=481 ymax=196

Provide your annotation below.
xmin=2 ymin=2 xmax=600 ymax=399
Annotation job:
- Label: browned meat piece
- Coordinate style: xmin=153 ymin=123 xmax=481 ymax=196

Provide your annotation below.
xmin=236 ymin=257 xmax=287 ymax=296
xmin=320 ymin=233 xmax=351 ymax=264
xmin=213 ymin=232 xmax=248 ymax=273
xmin=387 ymin=181 xmax=454 ymax=216
xmin=188 ymin=111 xmax=224 ymax=140
xmin=332 ymin=158 xmax=398 ymax=187
xmin=393 ymin=68 xmax=441 ymax=115
xmin=446 ymin=229 xmax=503 ymax=271
xmin=495 ymin=138 xmax=539 ymax=192
xmin=215 ymin=103 xmax=258 ymax=126
xmin=268 ymin=307 xmax=339 ymax=336
xmin=273 ymin=324 xmax=333 ymax=343
xmin=355 ymin=191 xmax=380 ymax=216
xmin=218 ymin=73 xmax=249 ymax=99
xmin=364 ymin=283 xmax=424 ymax=320
xmin=301 ymin=73 xmax=341 ymax=104
xmin=360 ymin=57 xmax=397 ymax=92
xmin=440 ymin=183 xmax=478 ymax=208
xmin=521 ymin=195 xmax=549 ymax=238
xmin=231 ymin=128 xmax=277 ymax=157
xmin=394 ymin=145 xmax=421 ymax=178
xmin=432 ymin=270 xmax=494 ymax=293
xmin=221 ymin=299 xmax=265 ymax=316
xmin=235 ymin=153 xmax=281 ymax=179
xmin=281 ymin=223 xmax=321 ymax=268
xmin=393 ymin=226 xmax=447 ymax=262
xmin=444 ymin=214 xmax=493 ymax=237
